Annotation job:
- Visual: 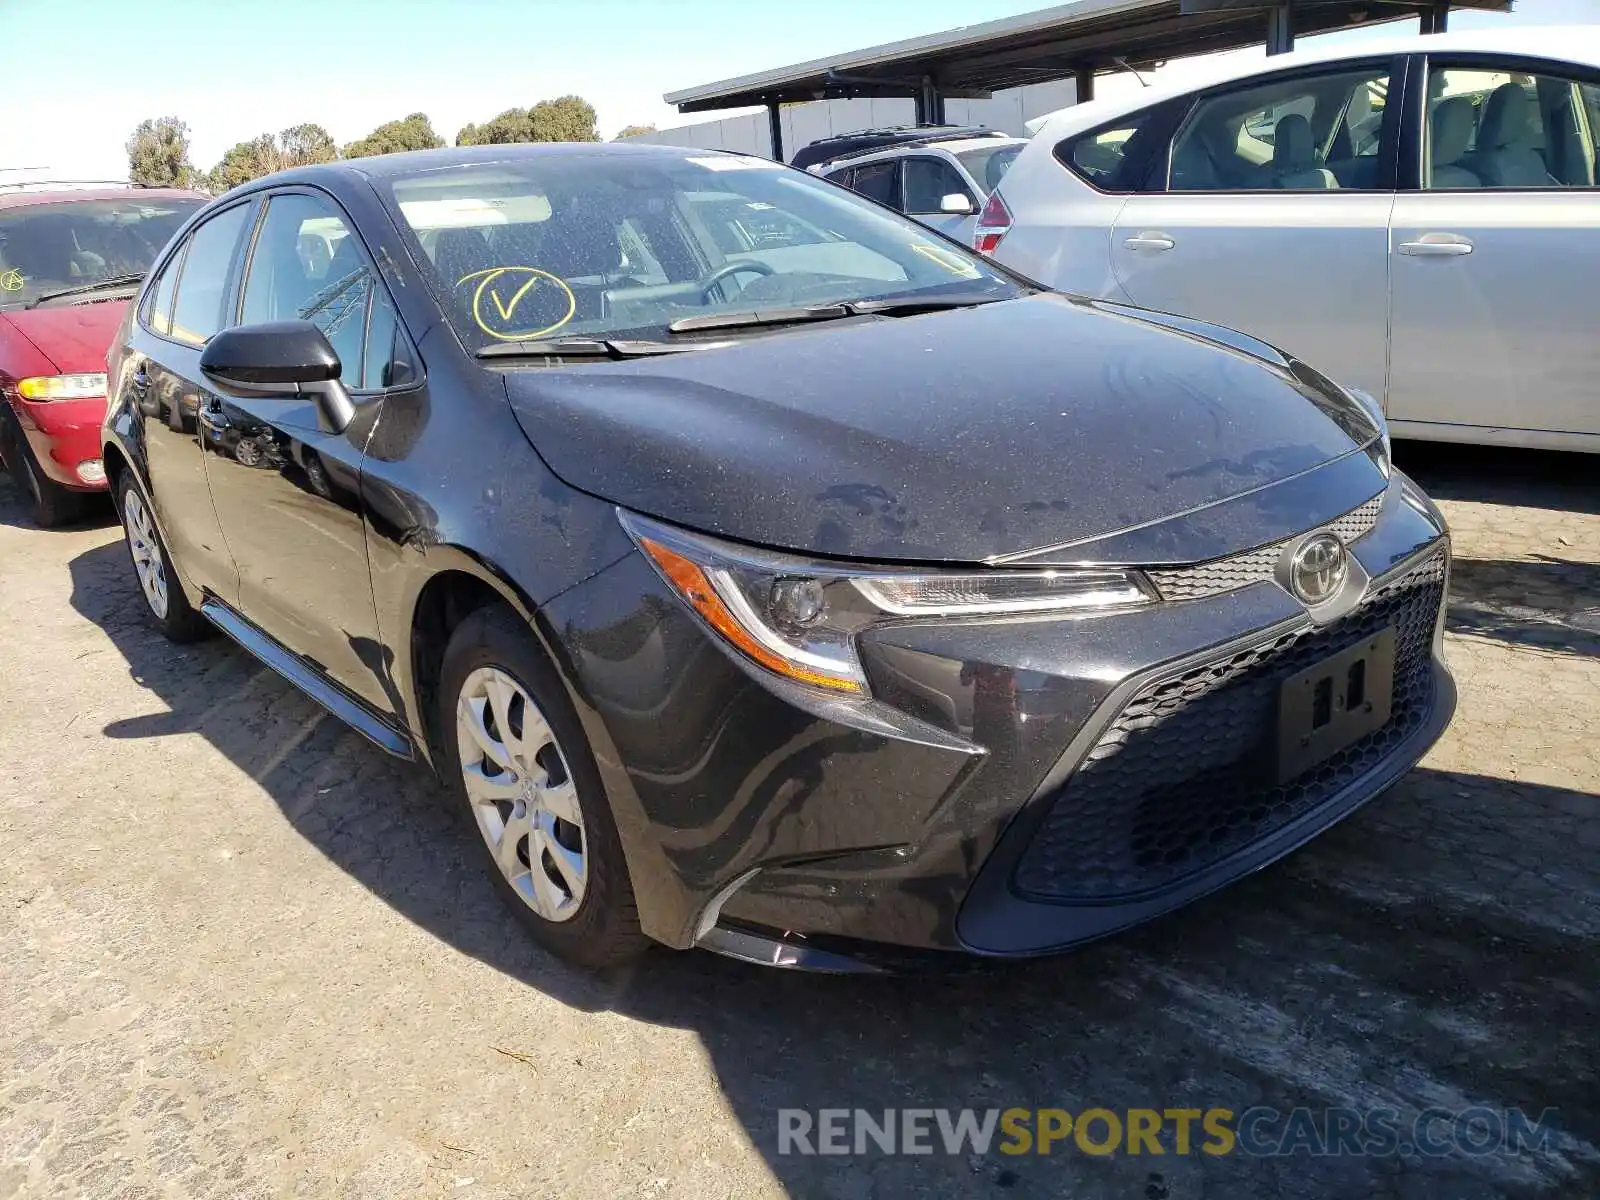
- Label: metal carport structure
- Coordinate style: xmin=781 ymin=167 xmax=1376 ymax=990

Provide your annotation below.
xmin=664 ymin=0 xmax=1512 ymax=161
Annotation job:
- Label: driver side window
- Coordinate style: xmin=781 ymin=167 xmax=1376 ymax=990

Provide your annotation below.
xmin=239 ymin=193 xmax=402 ymax=390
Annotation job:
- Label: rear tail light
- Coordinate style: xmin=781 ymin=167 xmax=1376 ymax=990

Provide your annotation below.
xmin=972 ymin=190 xmax=1013 ymax=255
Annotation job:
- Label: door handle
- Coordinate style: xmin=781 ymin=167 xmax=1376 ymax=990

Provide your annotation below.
xmin=1398 ymin=234 xmax=1473 ymax=257
xmin=1123 ymin=233 xmax=1176 ymax=251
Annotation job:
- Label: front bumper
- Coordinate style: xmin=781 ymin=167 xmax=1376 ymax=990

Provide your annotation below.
xmin=541 ymin=472 xmax=1453 ymax=966
xmin=6 ymin=394 xmax=110 ymax=489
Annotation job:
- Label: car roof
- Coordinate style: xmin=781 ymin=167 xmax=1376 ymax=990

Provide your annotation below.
xmin=927 ymin=136 xmax=1028 ymax=155
xmin=333 ymin=140 xmax=731 ymax=181
xmin=0 ymin=187 xmax=206 ymax=212
xmin=1031 ymin=24 xmax=1600 ymax=140
xmin=817 ymin=135 xmax=1027 ymax=172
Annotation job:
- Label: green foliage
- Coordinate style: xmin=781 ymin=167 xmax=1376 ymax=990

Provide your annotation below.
xmin=126 ymin=117 xmax=196 ymax=188
xmin=343 ymin=113 xmax=445 ymax=160
xmin=456 ymin=96 xmax=601 ymax=146
xmin=613 ymin=124 xmax=657 ymax=141
xmin=203 ymin=124 xmax=338 ymax=195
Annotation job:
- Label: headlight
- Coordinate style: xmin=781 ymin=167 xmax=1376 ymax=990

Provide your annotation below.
xmin=621 ymin=511 xmax=1154 ymax=696
xmin=1346 ymin=386 xmax=1391 ymax=479
xmin=17 ymin=373 xmax=108 ymax=402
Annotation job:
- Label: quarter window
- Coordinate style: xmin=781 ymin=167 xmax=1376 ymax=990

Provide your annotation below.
xmin=144 ymin=250 xmax=182 ymax=338
xmin=1423 ymin=64 xmax=1600 ymax=189
xmin=1063 ymin=122 xmax=1147 ymax=190
xmin=166 ymin=203 xmax=252 ymax=346
xmin=902 ymin=157 xmax=974 ymax=213
xmin=1167 ymin=66 xmax=1392 ymax=192
xmin=240 ymin=193 xmax=400 ymax=389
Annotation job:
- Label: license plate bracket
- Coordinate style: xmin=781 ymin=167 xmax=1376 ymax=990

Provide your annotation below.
xmin=1276 ymin=627 xmax=1396 ymax=783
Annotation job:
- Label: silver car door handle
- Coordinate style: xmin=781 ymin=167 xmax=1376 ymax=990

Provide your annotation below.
xmin=1398 ymin=234 xmax=1473 ymax=257
xmin=1123 ymin=233 xmax=1176 ymax=251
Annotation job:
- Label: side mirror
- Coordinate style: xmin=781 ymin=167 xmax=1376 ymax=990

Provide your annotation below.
xmin=939 ymin=193 xmax=976 ymax=215
xmin=199 ymin=320 xmax=355 ymax=433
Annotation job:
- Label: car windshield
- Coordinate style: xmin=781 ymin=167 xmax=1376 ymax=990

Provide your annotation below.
xmin=383 ymin=153 xmax=1026 ymax=349
xmin=955 ymin=144 xmax=1024 ymax=193
xmin=0 ymin=196 xmax=202 ymax=309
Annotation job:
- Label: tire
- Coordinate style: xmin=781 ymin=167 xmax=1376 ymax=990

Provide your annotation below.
xmin=437 ymin=606 xmax=647 ymax=969
xmin=115 ymin=474 xmax=209 ymax=643
xmin=5 ymin=424 xmax=87 ymax=528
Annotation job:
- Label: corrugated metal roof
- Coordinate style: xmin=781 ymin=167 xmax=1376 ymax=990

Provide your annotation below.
xmin=665 ymin=0 xmax=1511 ymax=111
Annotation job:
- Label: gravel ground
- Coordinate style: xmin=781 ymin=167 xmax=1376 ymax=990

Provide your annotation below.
xmin=1 ymin=443 xmax=1595 ymax=1200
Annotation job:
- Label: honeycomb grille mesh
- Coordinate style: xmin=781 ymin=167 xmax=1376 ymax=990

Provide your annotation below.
xmin=1148 ymin=493 xmax=1386 ymax=602
xmin=1013 ymin=550 xmax=1446 ymax=903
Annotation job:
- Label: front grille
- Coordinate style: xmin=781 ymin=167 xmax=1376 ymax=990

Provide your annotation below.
xmin=1149 ymin=492 xmax=1386 ymax=603
xmin=1014 ymin=550 xmax=1445 ymax=903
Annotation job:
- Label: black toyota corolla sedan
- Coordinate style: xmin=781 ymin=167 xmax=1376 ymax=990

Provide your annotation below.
xmin=103 ymin=143 xmax=1454 ymax=971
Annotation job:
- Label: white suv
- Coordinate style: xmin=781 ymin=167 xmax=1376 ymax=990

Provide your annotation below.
xmin=808 ymin=131 xmax=1028 ymax=240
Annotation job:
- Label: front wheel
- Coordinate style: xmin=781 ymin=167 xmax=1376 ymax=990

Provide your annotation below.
xmin=437 ymin=607 xmax=647 ymax=969
xmin=116 ymin=475 xmax=209 ymax=643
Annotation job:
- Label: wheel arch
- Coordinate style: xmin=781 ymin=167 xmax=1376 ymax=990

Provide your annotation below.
xmin=402 ymin=547 xmax=570 ymax=773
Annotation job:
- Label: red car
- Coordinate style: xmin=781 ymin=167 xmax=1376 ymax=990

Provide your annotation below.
xmin=0 ymin=186 xmax=204 ymax=525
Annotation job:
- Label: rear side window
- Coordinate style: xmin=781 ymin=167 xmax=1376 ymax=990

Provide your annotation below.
xmin=1167 ymin=64 xmax=1392 ymax=192
xmin=845 ymin=160 xmax=900 ymax=208
xmin=167 ymin=203 xmax=252 ymax=346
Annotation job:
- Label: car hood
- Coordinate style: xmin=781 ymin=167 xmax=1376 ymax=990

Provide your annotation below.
xmin=504 ymin=293 xmax=1382 ymax=565
xmin=1 ymin=299 xmax=129 ymax=374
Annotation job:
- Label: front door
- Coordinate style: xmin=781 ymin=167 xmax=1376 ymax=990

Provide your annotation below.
xmin=1388 ymin=59 xmax=1600 ymax=440
xmin=901 ymin=155 xmax=978 ymax=237
xmin=1110 ymin=60 xmax=1400 ymax=400
xmin=200 ymin=189 xmax=401 ymax=716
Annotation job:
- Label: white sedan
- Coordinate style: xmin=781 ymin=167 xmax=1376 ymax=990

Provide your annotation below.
xmin=982 ymin=25 xmax=1600 ymax=454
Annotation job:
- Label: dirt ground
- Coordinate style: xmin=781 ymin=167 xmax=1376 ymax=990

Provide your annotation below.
xmin=1 ymin=442 xmax=1596 ymax=1200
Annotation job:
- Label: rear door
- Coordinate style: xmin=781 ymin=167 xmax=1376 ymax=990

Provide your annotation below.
xmin=128 ymin=198 xmax=258 ymax=602
xmin=1388 ymin=54 xmax=1600 ymax=441
xmin=1108 ymin=57 xmax=1403 ymax=399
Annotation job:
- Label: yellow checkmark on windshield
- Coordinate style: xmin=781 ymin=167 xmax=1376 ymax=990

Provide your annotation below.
xmin=488 ymin=273 xmax=540 ymax=322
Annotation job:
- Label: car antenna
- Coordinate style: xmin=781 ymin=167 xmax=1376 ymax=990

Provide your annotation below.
xmin=1114 ymin=57 xmax=1152 ymax=87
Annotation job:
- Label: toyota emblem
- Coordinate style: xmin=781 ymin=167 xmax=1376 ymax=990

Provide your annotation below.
xmin=1288 ymin=533 xmax=1348 ymax=606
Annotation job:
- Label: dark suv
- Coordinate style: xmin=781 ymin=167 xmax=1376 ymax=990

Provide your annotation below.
xmin=104 ymin=143 xmax=1453 ymax=972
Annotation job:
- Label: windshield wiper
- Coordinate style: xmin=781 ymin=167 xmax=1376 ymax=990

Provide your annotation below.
xmin=665 ymin=295 xmax=1011 ymax=334
xmin=26 ymin=272 xmax=146 ymax=309
xmin=845 ymin=294 xmax=1009 ymax=316
xmin=667 ymin=304 xmax=851 ymax=334
xmin=476 ymin=336 xmax=726 ymax=360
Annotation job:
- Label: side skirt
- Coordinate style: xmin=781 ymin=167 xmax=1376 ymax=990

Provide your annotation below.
xmin=200 ymin=598 xmax=414 ymax=760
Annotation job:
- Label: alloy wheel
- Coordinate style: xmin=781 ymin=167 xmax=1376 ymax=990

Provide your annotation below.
xmin=123 ymin=489 xmax=169 ymax=619
xmin=456 ymin=666 xmax=588 ymax=922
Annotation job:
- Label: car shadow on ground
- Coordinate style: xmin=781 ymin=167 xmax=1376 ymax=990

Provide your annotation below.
xmin=0 ymin=475 xmax=116 ymax=531
xmin=1447 ymin=555 xmax=1600 ymax=658
xmin=64 ymin=530 xmax=1599 ymax=1199
xmin=1395 ymin=441 xmax=1600 ymax=517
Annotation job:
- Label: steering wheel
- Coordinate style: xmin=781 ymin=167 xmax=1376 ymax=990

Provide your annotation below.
xmin=696 ymin=260 xmax=775 ymax=300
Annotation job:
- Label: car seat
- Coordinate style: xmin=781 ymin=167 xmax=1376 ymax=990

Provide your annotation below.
xmin=1271 ymin=115 xmax=1338 ymax=189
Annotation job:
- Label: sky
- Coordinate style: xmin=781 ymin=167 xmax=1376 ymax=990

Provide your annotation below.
xmin=2 ymin=0 xmax=1596 ymax=183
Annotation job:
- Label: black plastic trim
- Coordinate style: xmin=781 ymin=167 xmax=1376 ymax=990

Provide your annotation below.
xmin=200 ymin=597 xmax=414 ymax=759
